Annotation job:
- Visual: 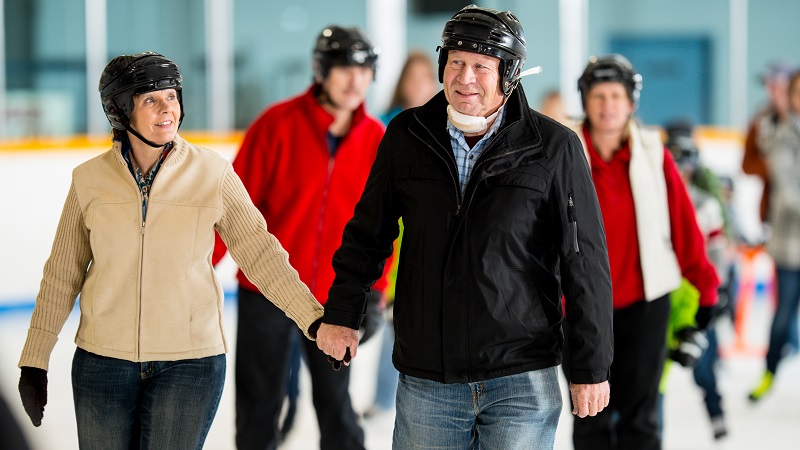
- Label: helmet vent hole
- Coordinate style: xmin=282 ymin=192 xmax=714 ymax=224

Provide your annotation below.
xmin=488 ymin=31 xmax=505 ymax=44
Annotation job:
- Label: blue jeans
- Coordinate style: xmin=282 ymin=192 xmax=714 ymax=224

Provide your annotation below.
xmin=693 ymin=327 xmax=724 ymax=418
xmin=71 ymin=348 xmax=226 ymax=450
xmin=393 ymin=368 xmax=562 ymax=450
xmin=373 ymin=319 xmax=399 ymax=410
xmin=766 ymin=266 xmax=800 ymax=373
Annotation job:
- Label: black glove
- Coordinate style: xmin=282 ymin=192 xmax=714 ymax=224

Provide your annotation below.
xmin=327 ymin=347 xmax=352 ymax=371
xmin=358 ymin=292 xmax=384 ymax=345
xmin=668 ymin=327 xmax=709 ymax=368
xmin=19 ymin=366 xmax=48 ymax=427
xmin=307 ymin=318 xmax=323 ymax=339
xmin=695 ymin=305 xmax=715 ymax=330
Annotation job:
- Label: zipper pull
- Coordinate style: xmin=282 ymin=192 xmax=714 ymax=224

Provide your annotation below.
xmin=447 ymin=204 xmax=462 ymax=231
xmin=568 ymin=193 xmax=580 ymax=254
xmin=141 ymin=221 xmax=146 ymax=235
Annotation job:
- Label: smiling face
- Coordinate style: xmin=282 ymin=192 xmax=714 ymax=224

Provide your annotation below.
xmin=584 ymin=82 xmax=635 ymax=135
xmin=128 ymin=88 xmax=181 ymax=145
xmin=443 ymin=50 xmax=504 ymax=117
xmin=321 ymin=65 xmax=374 ymax=112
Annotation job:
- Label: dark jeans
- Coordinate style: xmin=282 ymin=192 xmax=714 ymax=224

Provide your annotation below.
xmin=235 ymin=286 xmax=364 ymax=450
xmin=766 ymin=266 xmax=800 ymax=373
xmin=693 ymin=327 xmax=724 ymax=418
xmin=71 ymin=348 xmax=225 ymax=450
xmin=570 ymin=295 xmax=670 ymax=450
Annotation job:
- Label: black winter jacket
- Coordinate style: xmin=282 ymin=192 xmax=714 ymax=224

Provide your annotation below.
xmin=324 ymin=85 xmax=613 ymax=384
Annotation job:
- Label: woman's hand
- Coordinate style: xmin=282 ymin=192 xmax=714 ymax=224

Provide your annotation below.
xmin=19 ymin=366 xmax=48 ymax=426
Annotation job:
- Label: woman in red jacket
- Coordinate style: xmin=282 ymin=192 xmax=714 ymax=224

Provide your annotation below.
xmin=568 ymin=54 xmax=719 ymax=450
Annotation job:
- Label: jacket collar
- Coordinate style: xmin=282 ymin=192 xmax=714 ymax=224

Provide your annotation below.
xmin=411 ymin=84 xmax=544 ymax=168
xmin=112 ymin=134 xmax=189 ymax=168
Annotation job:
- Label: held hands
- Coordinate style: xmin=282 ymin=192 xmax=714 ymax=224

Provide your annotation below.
xmin=316 ymin=323 xmax=359 ymax=371
xmin=19 ymin=366 xmax=48 ymax=426
xmin=569 ymin=380 xmax=610 ymax=418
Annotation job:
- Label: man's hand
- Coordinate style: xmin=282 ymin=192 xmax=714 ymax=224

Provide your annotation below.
xmin=316 ymin=323 xmax=359 ymax=369
xmin=569 ymin=381 xmax=610 ymax=418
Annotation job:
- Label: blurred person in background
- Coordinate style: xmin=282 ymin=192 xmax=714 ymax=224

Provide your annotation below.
xmin=212 ymin=25 xmax=388 ymax=450
xmin=318 ymin=6 xmax=614 ymax=449
xmin=664 ymin=121 xmax=730 ymax=440
xmin=742 ymin=61 xmax=795 ymax=229
xmin=539 ymin=88 xmax=570 ymax=125
xmin=365 ymin=50 xmax=439 ymax=419
xmin=568 ymin=54 xmax=719 ymax=450
xmin=749 ymin=69 xmax=800 ymax=402
xmin=380 ymin=50 xmax=439 ymax=125
xmin=742 ymin=63 xmax=798 ymax=354
xmin=16 ymin=52 xmax=335 ymax=449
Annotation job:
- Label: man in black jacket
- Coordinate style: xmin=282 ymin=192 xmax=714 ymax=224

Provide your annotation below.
xmin=316 ymin=5 xmax=614 ymax=449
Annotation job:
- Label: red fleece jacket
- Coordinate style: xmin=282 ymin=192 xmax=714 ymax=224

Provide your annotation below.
xmin=213 ymin=86 xmax=389 ymax=304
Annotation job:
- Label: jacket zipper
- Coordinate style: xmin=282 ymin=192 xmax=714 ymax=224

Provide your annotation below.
xmin=131 ymin=150 xmax=169 ymax=362
xmin=453 ymin=124 xmax=529 ymax=230
xmin=568 ymin=192 xmax=580 ymax=254
xmin=310 ymin=156 xmax=336 ymax=294
xmin=136 ymin=185 xmax=145 ymax=362
xmin=409 ymin=127 xmax=462 ymax=228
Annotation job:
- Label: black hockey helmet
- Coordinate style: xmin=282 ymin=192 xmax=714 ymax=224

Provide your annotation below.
xmin=313 ymin=26 xmax=379 ymax=81
xmin=665 ymin=120 xmax=700 ymax=171
xmin=437 ymin=5 xmax=527 ymax=96
xmin=99 ymin=52 xmax=184 ymax=134
xmin=577 ymin=54 xmax=642 ymax=106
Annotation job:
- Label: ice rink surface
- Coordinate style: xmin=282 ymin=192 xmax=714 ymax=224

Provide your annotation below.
xmin=2 ymin=295 xmax=798 ymax=450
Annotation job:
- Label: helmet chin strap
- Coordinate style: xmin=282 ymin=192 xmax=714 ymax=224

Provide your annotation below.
xmin=125 ymin=125 xmax=170 ymax=149
xmin=447 ymin=105 xmax=500 ymax=134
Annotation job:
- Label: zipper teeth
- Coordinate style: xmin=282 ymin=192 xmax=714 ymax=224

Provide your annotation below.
xmin=137 ymin=188 xmax=144 ymax=362
xmin=311 ymin=157 xmax=336 ymax=293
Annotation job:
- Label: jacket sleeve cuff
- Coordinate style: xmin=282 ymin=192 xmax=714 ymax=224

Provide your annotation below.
xmin=18 ymin=328 xmax=58 ymax=371
xmin=322 ymin=308 xmax=363 ymax=330
xmin=282 ymin=293 xmax=324 ymax=341
xmin=564 ymin=367 xmax=610 ymax=385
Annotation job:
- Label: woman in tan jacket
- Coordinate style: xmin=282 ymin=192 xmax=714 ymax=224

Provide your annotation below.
xmin=16 ymin=52 xmax=341 ymax=449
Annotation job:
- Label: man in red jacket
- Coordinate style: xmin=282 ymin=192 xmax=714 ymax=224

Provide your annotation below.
xmin=213 ymin=26 xmax=387 ymax=450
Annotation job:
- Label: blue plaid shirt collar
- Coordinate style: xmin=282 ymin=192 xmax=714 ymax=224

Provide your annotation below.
xmin=446 ymin=105 xmax=506 ymax=195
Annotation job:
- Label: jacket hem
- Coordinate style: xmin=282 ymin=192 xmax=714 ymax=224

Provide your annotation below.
xmin=75 ymin=340 xmax=226 ymax=363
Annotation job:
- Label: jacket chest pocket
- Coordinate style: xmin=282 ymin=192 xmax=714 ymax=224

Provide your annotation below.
xmin=396 ymin=163 xmax=457 ymax=211
xmin=396 ymin=163 xmax=453 ymax=185
xmin=486 ymin=169 xmax=549 ymax=193
xmin=484 ymin=170 xmax=549 ymax=206
xmin=471 ymin=170 xmax=553 ymax=232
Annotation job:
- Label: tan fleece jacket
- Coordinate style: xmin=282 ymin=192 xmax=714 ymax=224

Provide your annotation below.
xmin=19 ymin=135 xmax=323 ymax=370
